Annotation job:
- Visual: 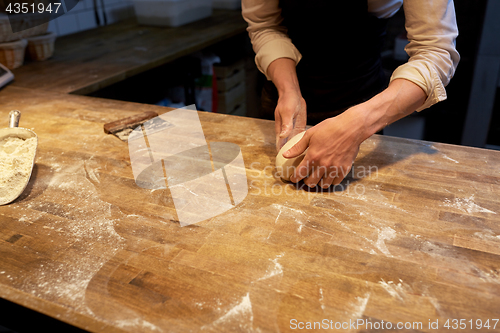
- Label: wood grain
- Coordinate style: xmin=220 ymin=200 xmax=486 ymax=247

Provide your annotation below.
xmin=0 ymin=86 xmax=500 ymax=332
xmin=453 ymin=234 xmax=500 ymax=256
xmin=10 ymin=10 xmax=247 ymax=95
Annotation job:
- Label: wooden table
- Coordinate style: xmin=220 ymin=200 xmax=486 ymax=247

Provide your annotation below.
xmin=10 ymin=9 xmax=247 ymax=95
xmin=1 ymin=86 xmax=500 ymax=332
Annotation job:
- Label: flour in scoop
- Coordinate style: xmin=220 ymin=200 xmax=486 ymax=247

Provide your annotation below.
xmin=0 ymin=136 xmax=37 ymax=202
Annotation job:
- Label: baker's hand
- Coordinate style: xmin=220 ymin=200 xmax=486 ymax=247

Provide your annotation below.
xmin=279 ymin=78 xmax=427 ymax=188
xmin=283 ymin=107 xmax=366 ymax=188
xmin=275 ymin=90 xmax=307 ymax=151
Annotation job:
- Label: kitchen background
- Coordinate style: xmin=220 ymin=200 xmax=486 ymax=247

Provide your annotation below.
xmin=1 ymin=0 xmax=499 ymax=149
xmin=46 ymin=0 xmax=134 ymax=36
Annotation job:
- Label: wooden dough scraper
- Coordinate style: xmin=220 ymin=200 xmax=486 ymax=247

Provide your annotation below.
xmin=103 ymin=111 xmax=173 ymax=141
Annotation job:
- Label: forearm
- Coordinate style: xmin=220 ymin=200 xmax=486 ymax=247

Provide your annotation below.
xmin=347 ymin=78 xmax=427 ymax=142
xmin=268 ymin=58 xmax=307 ymax=141
xmin=267 ymin=58 xmax=301 ymax=95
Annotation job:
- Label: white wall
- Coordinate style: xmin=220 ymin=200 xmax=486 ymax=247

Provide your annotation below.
xmin=47 ymin=0 xmax=135 ymax=36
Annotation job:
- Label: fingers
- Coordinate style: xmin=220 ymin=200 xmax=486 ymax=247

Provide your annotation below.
xmin=295 ymin=97 xmax=308 ymax=132
xmin=274 ymin=101 xmax=295 ymax=150
xmin=332 ymin=164 xmax=352 ymax=186
xmin=274 ymin=100 xmax=295 ymax=141
xmin=275 ymin=109 xmax=282 ymax=151
xmin=292 ymin=162 xmax=354 ymax=188
xmin=277 ymin=136 xmax=288 ymax=152
xmin=283 ymin=132 xmax=309 ymax=158
xmin=289 ymin=156 xmax=313 ymax=184
xmin=290 ymin=161 xmax=327 ymax=187
xmin=304 ymin=166 xmax=326 ymax=188
xmin=318 ymin=164 xmax=352 ymax=188
xmin=279 ymin=112 xmax=295 ymax=139
xmin=290 ymin=158 xmax=306 ymax=183
xmin=319 ymin=168 xmax=337 ymax=189
xmin=274 ymin=94 xmax=306 ymax=151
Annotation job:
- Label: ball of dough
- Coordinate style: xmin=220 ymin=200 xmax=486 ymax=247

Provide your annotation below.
xmin=275 ymin=131 xmax=308 ymax=182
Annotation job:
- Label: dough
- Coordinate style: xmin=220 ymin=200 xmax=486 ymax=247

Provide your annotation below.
xmin=275 ymin=131 xmax=308 ymax=182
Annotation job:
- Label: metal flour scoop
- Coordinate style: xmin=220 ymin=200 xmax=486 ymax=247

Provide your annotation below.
xmin=0 ymin=110 xmax=38 ymax=205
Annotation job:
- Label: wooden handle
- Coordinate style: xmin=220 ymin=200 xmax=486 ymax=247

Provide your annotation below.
xmin=9 ymin=110 xmax=21 ymax=128
xmin=103 ymin=111 xmax=158 ymax=134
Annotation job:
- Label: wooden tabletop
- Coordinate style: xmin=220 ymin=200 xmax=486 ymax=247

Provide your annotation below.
xmin=10 ymin=9 xmax=247 ymax=95
xmin=1 ymin=86 xmax=500 ymax=332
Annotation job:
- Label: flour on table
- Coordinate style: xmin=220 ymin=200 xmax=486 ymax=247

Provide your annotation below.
xmin=443 ymin=195 xmax=496 ymax=214
xmin=0 ymin=136 xmax=36 ymax=202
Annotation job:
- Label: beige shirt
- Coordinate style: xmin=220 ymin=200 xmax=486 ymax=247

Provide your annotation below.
xmin=242 ymin=0 xmax=460 ymax=111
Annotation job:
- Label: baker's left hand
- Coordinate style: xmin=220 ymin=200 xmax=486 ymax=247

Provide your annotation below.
xmin=283 ymin=107 xmax=366 ymax=188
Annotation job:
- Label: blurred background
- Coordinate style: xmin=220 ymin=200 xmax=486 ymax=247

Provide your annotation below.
xmin=1 ymin=0 xmax=498 ymax=149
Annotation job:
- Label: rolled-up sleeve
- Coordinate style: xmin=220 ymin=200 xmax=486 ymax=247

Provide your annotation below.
xmin=242 ymin=0 xmax=302 ymax=80
xmin=390 ymin=0 xmax=460 ymax=111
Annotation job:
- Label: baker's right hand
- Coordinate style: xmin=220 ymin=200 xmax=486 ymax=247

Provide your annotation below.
xmin=275 ymin=91 xmax=307 ymax=151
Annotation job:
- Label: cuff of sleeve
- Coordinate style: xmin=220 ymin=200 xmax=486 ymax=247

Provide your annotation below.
xmin=390 ymin=64 xmax=447 ymax=112
xmin=256 ymin=39 xmax=302 ymax=80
